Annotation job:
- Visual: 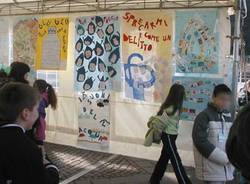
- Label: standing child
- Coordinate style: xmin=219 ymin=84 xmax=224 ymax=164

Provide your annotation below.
xmin=148 ymin=84 xmax=192 ymax=184
xmin=0 ymin=82 xmax=59 ymax=184
xmin=33 ymin=79 xmax=57 ymax=150
xmin=192 ymin=84 xmax=234 ymax=184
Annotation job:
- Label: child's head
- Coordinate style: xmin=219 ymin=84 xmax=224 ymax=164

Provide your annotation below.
xmin=212 ymin=84 xmax=232 ymax=111
xmin=9 ymin=62 xmax=30 ymax=84
xmin=33 ymin=79 xmax=57 ymax=110
xmin=157 ymin=83 xmax=185 ymax=116
xmin=0 ymin=83 xmax=40 ymax=130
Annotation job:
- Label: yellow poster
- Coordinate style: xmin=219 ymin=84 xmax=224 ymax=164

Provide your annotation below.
xmin=35 ymin=17 xmax=69 ymax=70
xmin=122 ymin=11 xmax=173 ymax=102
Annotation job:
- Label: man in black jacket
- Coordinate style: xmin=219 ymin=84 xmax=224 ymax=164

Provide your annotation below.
xmin=0 ymin=82 xmax=59 ymax=184
xmin=226 ymin=104 xmax=250 ymax=183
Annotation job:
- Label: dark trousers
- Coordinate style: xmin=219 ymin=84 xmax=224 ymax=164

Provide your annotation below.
xmin=150 ymin=133 xmax=192 ymax=184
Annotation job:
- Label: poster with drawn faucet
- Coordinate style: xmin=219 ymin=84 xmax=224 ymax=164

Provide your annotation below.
xmin=74 ymin=15 xmax=121 ymax=92
xmin=35 ymin=17 xmax=69 ymax=70
xmin=78 ymin=91 xmax=110 ymax=145
xmin=175 ymin=9 xmax=219 ymax=73
xmin=173 ymin=76 xmax=223 ymax=121
xmin=122 ymin=11 xmax=173 ymax=102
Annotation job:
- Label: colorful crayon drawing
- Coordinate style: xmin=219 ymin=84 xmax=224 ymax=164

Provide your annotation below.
xmin=36 ymin=17 xmax=69 ymax=70
xmin=173 ymin=76 xmax=223 ymax=121
xmin=74 ymin=15 xmax=121 ymax=92
xmin=13 ymin=18 xmax=38 ymax=68
xmin=78 ymin=91 xmax=110 ymax=145
xmin=0 ymin=18 xmax=9 ymax=66
xmin=122 ymin=11 xmax=173 ymax=102
xmin=175 ymin=10 xmax=219 ymax=73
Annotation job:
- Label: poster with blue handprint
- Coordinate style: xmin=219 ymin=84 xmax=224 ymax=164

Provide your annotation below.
xmin=74 ymin=15 xmax=121 ymax=92
xmin=175 ymin=9 xmax=219 ymax=73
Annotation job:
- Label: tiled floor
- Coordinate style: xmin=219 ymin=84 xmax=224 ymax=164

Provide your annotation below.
xmin=45 ymin=143 xmax=239 ymax=184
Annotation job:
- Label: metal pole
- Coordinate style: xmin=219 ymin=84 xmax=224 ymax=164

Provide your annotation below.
xmin=232 ymin=0 xmax=241 ymax=118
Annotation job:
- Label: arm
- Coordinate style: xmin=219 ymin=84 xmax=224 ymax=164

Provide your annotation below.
xmin=25 ymin=145 xmax=59 ymax=184
xmin=192 ymin=112 xmax=229 ymax=165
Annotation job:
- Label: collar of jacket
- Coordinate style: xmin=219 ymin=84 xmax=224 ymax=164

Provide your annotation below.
xmin=0 ymin=123 xmax=25 ymax=133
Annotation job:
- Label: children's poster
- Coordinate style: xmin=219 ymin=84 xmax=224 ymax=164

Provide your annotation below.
xmin=173 ymin=76 xmax=223 ymax=121
xmin=122 ymin=11 xmax=173 ymax=102
xmin=74 ymin=15 xmax=121 ymax=92
xmin=0 ymin=18 xmax=9 ymax=66
xmin=35 ymin=17 xmax=69 ymax=70
xmin=78 ymin=91 xmax=110 ymax=145
xmin=13 ymin=18 xmax=38 ymax=68
xmin=175 ymin=10 xmax=219 ymax=73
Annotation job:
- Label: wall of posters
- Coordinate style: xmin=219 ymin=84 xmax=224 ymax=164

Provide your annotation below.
xmin=13 ymin=17 xmax=38 ymax=68
xmin=0 ymin=18 xmax=9 ymax=66
xmin=122 ymin=11 xmax=173 ymax=102
xmin=74 ymin=15 xmax=121 ymax=92
xmin=173 ymin=76 xmax=223 ymax=121
xmin=35 ymin=17 xmax=69 ymax=70
xmin=175 ymin=9 xmax=219 ymax=73
xmin=78 ymin=91 xmax=110 ymax=145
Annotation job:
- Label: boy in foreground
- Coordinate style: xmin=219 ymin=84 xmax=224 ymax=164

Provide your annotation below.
xmin=192 ymin=84 xmax=234 ymax=184
xmin=0 ymin=83 xmax=59 ymax=184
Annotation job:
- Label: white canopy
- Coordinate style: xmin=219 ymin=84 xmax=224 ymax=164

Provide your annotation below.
xmin=0 ymin=0 xmax=234 ymax=16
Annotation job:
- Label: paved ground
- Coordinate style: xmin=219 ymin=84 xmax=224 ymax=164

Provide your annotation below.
xmin=45 ymin=143 xmax=239 ymax=184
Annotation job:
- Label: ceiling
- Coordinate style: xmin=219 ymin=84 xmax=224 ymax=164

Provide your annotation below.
xmin=0 ymin=0 xmax=235 ymax=16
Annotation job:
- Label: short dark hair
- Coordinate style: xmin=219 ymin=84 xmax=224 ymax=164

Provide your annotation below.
xmin=213 ymin=84 xmax=232 ymax=97
xmin=0 ymin=82 xmax=40 ymax=125
xmin=9 ymin=62 xmax=30 ymax=84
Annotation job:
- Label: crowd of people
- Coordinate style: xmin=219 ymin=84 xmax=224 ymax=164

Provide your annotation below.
xmin=0 ymin=61 xmax=249 ymax=184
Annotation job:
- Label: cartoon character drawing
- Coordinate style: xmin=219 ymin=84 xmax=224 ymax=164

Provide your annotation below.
xmin=104 ymin=37 xmax=112 ymax=52
xmin=75 ymin=38 xmax=83 ymax=52
xmin=98 ymin=58 xmax=106 ymax=72
xmin=107 ymin=66 xmax=117 ymax=78
xmin=77 ymin=24 xmax=85 ymax=35
xmin=108 ymin=47 xmax=120 ymax=64
xmin=94 ymin=42 xmax=104 ymax=56
xmin=88 ymin=57 xmax=97 ymax=72
xmin=75 ymin=53 xmax=84 ymax=67
xmin=76 ymin=66 xmax=88 ymax=82
xmin=97 ymin=29 xmax=104 ymax=39
xmin=83 ymin=77 xmax=95 ymax=91
xmin=98 ymin=75 xmax=109 ymax=91
xmin=95 ymin=16 xmax=103 ymax=27
xmin=84 ymin=36 xmax=93 ymax=46
xmin=84 ymin=46 xmax=93 ymax=59
xmin=105 ymin=23 xmax=114 ymax=35
xmin=110 ymin=33 xmax=120 ymax=47
xmin=87 ymin=22 xmax=96 ymax=35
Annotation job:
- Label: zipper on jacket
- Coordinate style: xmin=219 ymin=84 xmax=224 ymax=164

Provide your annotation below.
xmin=224 ymin=166 xmax=228 ymax=180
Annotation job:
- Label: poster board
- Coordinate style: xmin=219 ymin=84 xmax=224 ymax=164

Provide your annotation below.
xmin=122 ymin=11 xmax=173 ymax=102
xmin=173 ymin=76 xmax=223 ymax=121
xmin=175 ymin=9 xmax=219 ymax=74
xmin=74 ymin=15 xmax=121 ymax=92
xmin=35 ymin=17 xmax=69 ymax=70
xmin=13 ymin=17 xmax=38 ymax=68
xmin=78 ymin=91 xmax=110 ymax=145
